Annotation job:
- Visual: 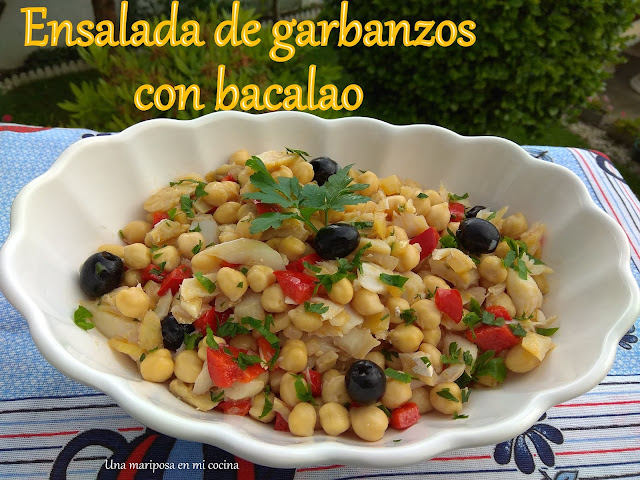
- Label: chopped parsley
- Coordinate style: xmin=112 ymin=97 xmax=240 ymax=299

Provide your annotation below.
xmin=139 ymin=353 xmax=146 ymax=362
xmin=472 ymin=350 xmax=506 ymax=383
xmin=378 ymin=404 xmax=392 ymax=417
xmin=194 ymin=272 xmax=216 ymax=293
xmin=217 ymin=321 xmax=250 ymax=338
xmin=420 ymin=356 xmax=432 ymax=367
xmin=436 ymin=387 xmax=460 ymax=402
xmin=441 ymin=342 xmax=463 ymax=365
xmin=380 ymin=313 xmax=390 ymax=322
xmin=118 ymin=229 xmax=125 ymax=239
xmin=259 ymin=387 xmax=273 ymax=419
xmin=536 ymin=327 xmax=559 ymax=336
xmin=461 ymin=388 xmax=471 ymax=403
xmin=192 ymin=240 xmax=203 ymax=255
xmin=235 ymin=352 xmax=262 ymax=370
xmin=379 ymin=273 xmax=409 ymax=289
xmin=439 ymin=228 xmax=458 ymax=248
xmin=400 ymin=308 xmax=417 ymax=325
xmin=195 ymin=182 xmax=207 ymax=198
xmin=502 ymin=236 xmax=544 ymax=280
xmin=352 ymin=221 xmax=374 ymax=230
xmin=304 ymin=302 xmax=329 ymax=315
xmin=240 ymin=316 xmax=280 ymax=369
xmin=206 ymin=326 xmax=219 ymax=350
xmin=184 ymin=332 xmax=203 ymax=350
xmin=509 ymin=323 xmax=528 ymax=337
xmin=285 ymin=147 xmax=310 ymax=160
xmin=293 ymin=374 xmax=317 ymax=404
xmin=240 ymin=267 xmax=249 ymax=275
xmin=189 ymin=224 xmax=202 ymax=233
xmin=180 ymin=195 xmax=194 ymax=218
xmin=167 ymin=208 xmax=177 ymax=220
xmin=448 ymin=192 xmax=469 ymax=202
xmin=417 ymin=192 xmax=429 ymax=199
xmin=95 ymin=262 xmax=106 ymax=275
xmin=237 ymin=282 xmax=244 ymax=288
xmin=73 ymin=306 xmax=94 ymax=330
xmin=381 ymin=349 xmax=399 ymax=362
xmin=486 ymin=211 xmax=497 ymax=221
xmin=453 ymin=412 xmax=469 ymax=419
xmin=384 ymin=368 xmax=412 ymax=383
xmin=313 ymin=243 xmax=371 ymax=294
xmin=211 ymin=390 xmax=225 ymax=403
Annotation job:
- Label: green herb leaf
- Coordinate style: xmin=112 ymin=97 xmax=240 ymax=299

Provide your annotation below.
xmin=380 ymin=313 xmax=390 ymax=322
xmin=240 ymin=267 xmax=248 ymax=275
xmin=95 ymin=262 xmax=106 ymax=275
xmin=249 ymin=211 xmax=297 ymax=234
xmin=439 ymin=228 xmax=458 ymax=248
xmin=399 ymin=308 xmax=417 ymax=325
xmin=379 ymin=273 xmax=409 ymax=289
xmin=472 ymin=350 xmax=506 ymax=383
xmin=184 ymin=332 xmax=203 ymax=350
xmin=448 ymin=192 xmax=469 ymax=202
xmin=352 ymin=221 xmax=373 ymax=230
xmin=441 ymin=342 xmax=463 ymax=365
xmin=303 ymin=261 xmax=321 ymax=273
xmin=381 ymin=349 xmax=399 ymax=362
xmin=73 ymin=306 xmax=94 ymax=330
xmin=190 ymin=224 xmax=202 ymax=233
xmin=217 ymin=321 xmax=250 ymax=338
xmin=192 ymin=240 xmax=203 ymax=255
xmin=417 ymin=193 xmax=429 ymax=199
xmin=436 ymin=387 xmax=460 ymax=402
xmin=453 ymin=412 xmax=469 ymax=419
xmin=206 ymin=326 xmax=219 ymax=350
xmin=304 ymin=302 xmax=329 ymax=315
xmin=420 ymin=356 xmax=432 ymax=367
xmin=393 ymin=439 xmax=402 ymax=442
xmin=235 ymin=352 xmax=262 ymax=370
xmin=195 ymin=182 xmax=207 ymax=198
xmin=384 ymin=368 xmax=412 ymax=383
xmin=535 ymin=327 xmax=559 ymax=336
xmin=167 ymin=208 xmax=177 ymax=220
xmin=482 ymin=310 xmax=504 ymax=327
xmin=486 ymin=211 xmax=497 ymax=221
xmin=378 ymin=404 xmax=392 ymax=417
xmin=461 ymin=388 xmax=471 ymax=403
xmin=211 ymin=390 xmax=224 ymax=403
xmin=237 ymin=282 xmax=244 ymax=288
xmin=139 ymin=353 xmax=146 ymax=362
xmin=293 ymin=374 xmax=317 ymax=405
xmin=285 ymin=147 xmax=310 ymax=160
xmin=509 ymin=323 xmax=528 ymax=337
xmin=179 ymin=195 xmax=194 ymax=218
xmin=463 ymin=351 xmax=474 ymax=366
xmin=194 ymin=272 xmax=216 ymax=293
xmin=118 ymin=230 xmax=125 ymax=239
xmin=259 ymin=390 xmax=273 ymax=419
xmin=240 ymin=316 xmax=280 ymax=369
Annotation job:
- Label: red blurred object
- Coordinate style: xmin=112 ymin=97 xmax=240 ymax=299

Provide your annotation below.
xmin=390 ymin=402 xmax=420 ymax=429
xmin=409 ymin=227 xmax=439 ymax=261
xmin=273 ymin=270 xmax=316 ymax=304
xmin=435 ymin=288 xmax=463 ymax=323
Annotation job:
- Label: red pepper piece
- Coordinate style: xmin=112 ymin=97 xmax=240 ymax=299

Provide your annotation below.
xmin=273 ymin=270 xmax=316 ymax=304
xmin=252 ymin=199 xmax=282 ymax=215
xmin=257 ymin=336 xmax=277 ymax=365
xmin=192 ymin=308 xmax=232 ymax=335
xmin=390 ymin=402 xmax=420 ymax=430
xmin=484 ymin=305 xmax=512 ymax=322
xmin=217 ymin=399 xmax=252 ymax=416
xmin=220 ymin=260 xmax=241 ymax=269
xmin=221 ymin=173 xmax=236 ymax=182
xmin=449 ymin=202 xmax=465 ymax=222
xmin=140 ymin=264 xmax=165 ymax=284
xmin=286 ymin=253 xmax=322 ymax=273
xmin=157 ymin=265 xmax=192 ymax=296
xmin=274 ymin=412 xmax=290 ymax=432
xmin=207 ymin=346 xmax=267 ymax=388
xmin=152 ymin=211 xmax=169 ymax=226
xmin=465 ymin=324 xmax=520 ymax=353
xmin=435 ymin=288 xmax=463 ymax=323
xmin=409 ymin=227 xmax=439 ymax=261
xmin=303 ymin=368 xmax=322 ymax=397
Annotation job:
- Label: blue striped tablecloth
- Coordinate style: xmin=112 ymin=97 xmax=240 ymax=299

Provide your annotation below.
xmin=0 ymin=125 xmax=638 ymax=480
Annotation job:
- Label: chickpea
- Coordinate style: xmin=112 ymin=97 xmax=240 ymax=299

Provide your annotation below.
xmin=139 ymin=348 xmax=174 ymax=382
xmin=380 ymin=175 xmax=401 ymax=195
xmin=270 ymin=312 xmax=291 ymax=333
xmin=278 ymin=236 xmax=306 ymax=261
xmin=322 ymin=369 xmax=341 ymax=388
xmin=288 ymin=402 xmax=317 ymax=437
xmin=289 ymin=305 xmax=323 ymax=332
xmin=350 ymin=405 xmax=389 ymax=442
xmin=502 ymin=213 xmax=528 ymax=239
xmin=122 ymin=220 xmax=152 ymax=244
xmin=115 ymin=286 xmax=149 ymax=319
xmin=123 ymin=270 xmax=142 ymax=287
xmin=152 ymin=245 xmax=181 ymax=272
xmin=485 ymin=292 xmax=517 ymax=318
xmin=269 ymin=368 xmax=285 ymax=394
xmin=246 ymin=265 xmax=276 ymax=292
xmin=352 ymin=288 xmax=385 ymax=316
xmin=98 ymin=244 xmax=124 ymax=258
xmin=494 ymin=240 xmax=510 ymax=259
xmin=319 ymin=402 xmax=350 ymax=436
xmin=123 ymin=243 xmax=151 ymax=269
xmin=396 ymin=244 xmax=421 ymax=271
xmin=229 ymin=334 xmax=257 ymax=352
xmin=321 ymin=375 xmax=350 ymax=404
xmin=388 ymin=324 xmax=424 ymax=353
xmin=213 ymin=202 xmax=241 ymax=224
xmin=364 ymin=351 xmax=386 ymax=370
xmin=177 ymin=232 xmax=205 ymax=259
xmin=280 ymin=372 xmax=304 ymax=407
xmin=410 ymin=386 xmax=433 ymax=414
xmin=505 ymin=344 xmax=541 ymax=373
xmin=413 ymin=195 xmax=431 ymax=217
xmin=291 ymin=161 xmax=314 ymax=184
xmin=430 ymin=382 xmax=463 ymax=414
xmin=426 ymin=202 xmax=450 ymax=232
xmin=229 ymin=149 xmax=250 ymax=165
xmin=358 ymin=171 xmax=380 ymax=197
xmin=249 ymin=392 xmax=276 ymax=423
xmin=203 ymin=182 xmax=228 ymax=207
xmin=387 ymin=297 xmax=411 ymax=324
xmin=363 ymin=311 xmax=391 ymax=335
xmin=272 ymin=166 xmax=294 ymax=179
xmin=421 ymin=327 xmax=441 ymax=346
xmin=261 ymin=284 xmax=287 ymax=313
xmin=422 ymin=275 xmax=450 ymax=295
xmin=173 ymin=350 xmax=203 ymax=384
xmin=381 ymin=378 xmax=413 ymax=410
xmin=387 ymin=226 xmax=409 ymax=241
xmin=217 ymin=267 xmax=248 ymax=302
xmin=419 ymin=343 xmax=443 ymax=373
xmin=279 ymin=339 xmax=307 ymax=373
xmin=478 ymin=255 xmax=508 ymax=284
xmin=411 ymin=299 xmax=441 ymax=330
xmin=327 ymin=278 xmax=354 ymax=305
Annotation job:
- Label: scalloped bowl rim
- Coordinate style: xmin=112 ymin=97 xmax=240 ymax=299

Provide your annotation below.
xmin=1 ymin=111 xmax=638 ymax=468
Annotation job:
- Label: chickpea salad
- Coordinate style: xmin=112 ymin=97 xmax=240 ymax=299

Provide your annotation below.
xmin=74 ymin=148 xmax=558 ymax=441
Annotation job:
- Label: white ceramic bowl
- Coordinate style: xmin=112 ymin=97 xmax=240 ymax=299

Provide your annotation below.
xmin=1 ymin=111 xmax=638 ymax=468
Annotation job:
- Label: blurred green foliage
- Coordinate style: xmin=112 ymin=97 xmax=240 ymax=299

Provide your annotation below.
xmin=319 ymin=0 xmax=639 ymax=135
xmin=59 ymin=5 xmax=343 ymax=131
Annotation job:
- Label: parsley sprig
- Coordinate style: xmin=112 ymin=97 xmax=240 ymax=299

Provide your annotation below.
xmin=312 ymin=243 xmax=371 ymax=294
xmin=502 ymin=237 xmax=544 ymax=280
xmin=73 ymin=306 xmax=94 ymax=330
xmin=241 ymin=316 xmax=281 ymax=369
xmin=285 ymin=147 xmax=310 ymax=160
xmin=293 ymin=374 xmax=317 ymax=405
xmin=242 ymin=156 xmax=370 ymax=233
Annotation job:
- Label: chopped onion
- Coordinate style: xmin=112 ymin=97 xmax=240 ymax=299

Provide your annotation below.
xmin=438 ymin=363 xmax=466 ymax=383
xmin=192 ymin=360 xmax=214 ymax=395
xmin=224 ymin=372 xmax=268 ymax=400
xmin=199 ymin=238 xmax=287 ymax=270
xmin=333 ymin=327 xmax=379 ymax=359
xmin=191 ymin=215 xmax=218 ymax=245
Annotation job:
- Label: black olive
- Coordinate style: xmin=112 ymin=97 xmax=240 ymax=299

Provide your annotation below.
xmin=161 ymin=314 xmax=195 ymax=351
xmin=346 ymin=360 xmax=386 ymax=405
xmin=456 ymin=218 xmax=501 ymax=255
xmin=79 ymin=251 xmax=124 ymax=297
xmin=310 ymin=156 xmax=339 ymax=185
xmin=465 ymin=205 xmax=486 ymax=218
xmin=313 ymin=223 xmax=360 ymax=259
